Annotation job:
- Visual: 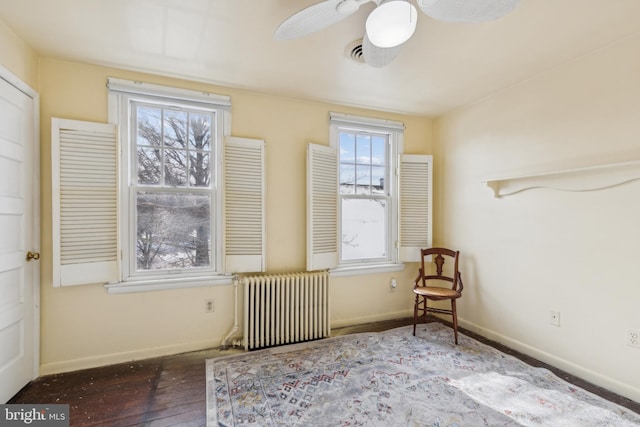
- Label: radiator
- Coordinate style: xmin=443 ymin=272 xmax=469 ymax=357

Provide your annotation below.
xmin=243 ymin=271 xmax=330 ymax=351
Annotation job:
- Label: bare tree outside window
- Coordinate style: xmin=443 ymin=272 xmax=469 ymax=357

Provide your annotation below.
xmin=134 ymin=104 xmax=214 ymax=271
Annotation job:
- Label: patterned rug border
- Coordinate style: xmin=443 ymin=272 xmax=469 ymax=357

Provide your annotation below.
xmin=211 ymin=330 xmax=381 ymax=362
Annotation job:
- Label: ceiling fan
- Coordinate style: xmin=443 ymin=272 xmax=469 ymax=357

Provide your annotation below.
xmin=275 ymin=0 xmax=522 ymax=67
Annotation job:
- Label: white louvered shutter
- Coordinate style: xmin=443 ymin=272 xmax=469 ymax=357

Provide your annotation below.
xmin=51 ymin=118 xmax=119 ymax=286
xmin=399 ymin=154 xmax=433 ymax=262
xmin=224 ymin=137 xmax=265 ymax=273
xmin=307 ymin=143 xmax=338 ymax=271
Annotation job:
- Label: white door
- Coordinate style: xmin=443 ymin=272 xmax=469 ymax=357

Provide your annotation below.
xmin=0 ymin=73 xmax=39 ymax=403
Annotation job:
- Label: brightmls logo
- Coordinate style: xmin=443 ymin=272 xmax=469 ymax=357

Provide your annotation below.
xmin=1 ymin=405 xmax=69 ymax=426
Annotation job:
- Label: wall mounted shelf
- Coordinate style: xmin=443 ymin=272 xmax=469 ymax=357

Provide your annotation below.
xmin=482 ymin=160 xmax=640 ymax=198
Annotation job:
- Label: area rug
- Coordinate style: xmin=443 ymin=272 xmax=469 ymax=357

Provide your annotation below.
xmin=206 ymin=323 xmax=640 ymax=426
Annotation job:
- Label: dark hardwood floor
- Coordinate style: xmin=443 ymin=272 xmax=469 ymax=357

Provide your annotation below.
xmin=9 ymin=318 xmax=639 ymax=426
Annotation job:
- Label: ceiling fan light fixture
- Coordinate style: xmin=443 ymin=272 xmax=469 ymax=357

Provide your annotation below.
xmin=366 ymin=0 xmax=418 ymax=48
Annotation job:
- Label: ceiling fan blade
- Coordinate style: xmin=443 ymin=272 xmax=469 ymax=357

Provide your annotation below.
xmin=275 ymin=0 xmax=362 ymax=40
xmin=416 ymin=0 xmax=521 ymax=23
xmin=362 ymin=33 xmax=403 ymax=68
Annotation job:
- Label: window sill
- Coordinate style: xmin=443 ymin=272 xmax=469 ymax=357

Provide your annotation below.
xmin=329 ymin=263 xmax=405 ymax=278
xmin=105 ymin=274 xmax=234 ymax=294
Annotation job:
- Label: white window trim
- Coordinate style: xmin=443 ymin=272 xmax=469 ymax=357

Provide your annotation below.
xmin=107 ymin=77 xmax=231 ymax=108
xmin=329 ymin=263 xmax=405 ymax=277
xmin=329 ymin=112 xmax=404 ymax=275
xmin=105 ymin=274 xmax=233 ymax=294
xmin=107 ymin=78 xmax=231 ymax=291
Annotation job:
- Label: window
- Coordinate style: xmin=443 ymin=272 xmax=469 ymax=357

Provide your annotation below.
xmin=307 ymin=112 xmax=432 ymax=274
xmin=333 ymin=113 xmax=399 ymax=269
xmin=108 ymin=80 xmax=229 ymax=283
xmin=51 ymin=111 xmax=264 ymax=289
xmin=338 ymin=128 xmax=392 ymax=264
xmin=53 ymin=80 xmax=264 ymax=289
xmin=131 ymin=102 xmax=215 ymax=275
xmin=41 ymin=78 xmax=268 ymax=292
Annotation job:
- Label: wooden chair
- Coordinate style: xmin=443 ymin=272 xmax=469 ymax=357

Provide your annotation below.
xmin=413 ymin=247 xmax=464 ymax=344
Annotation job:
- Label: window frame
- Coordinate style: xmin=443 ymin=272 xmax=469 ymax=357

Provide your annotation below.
xmin=329 ymin=113 xmax=404 ymax=275
xmin=107 ymin=78 xmax=231 ymax=288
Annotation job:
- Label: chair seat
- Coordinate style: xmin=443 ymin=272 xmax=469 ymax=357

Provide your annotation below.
xmin=414 ymin=286 xmax=460 ymax=299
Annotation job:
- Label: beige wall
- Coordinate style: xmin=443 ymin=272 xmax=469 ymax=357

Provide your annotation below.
xmin=36 ymin=58 xmax=433 ymax=373
xmin=434 ymin=33 xmax=640 ymax=401
xmin=0 ymin=17 xmax=38 ymax=89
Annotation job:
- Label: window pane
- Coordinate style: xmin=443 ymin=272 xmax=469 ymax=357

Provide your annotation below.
xmin=341 ymin=198 xmax=387 ymax=261
xmin=189 ymin=151 xmax=210 ymax=187
xmin=137 ymin=147 xmax=162 ymax=185
xmin=137 ymin=106 xmax=161 ymax=146
xmin=136 ymin=191 xmax=211 ymax=271
xmin=164 ymin=110 xmax=188 ymax=148
xmin=339 ymin=132 xmax=355 ymax=163
xmin=356 ymin=134 xmax=371 ymax=164
xmin=340 ymin=164 xmax=356 ymax=194
xmin=355 ymin=164 xmax=371 ymax=194
xmin=189 ymin=113 xmax=212 ymax=150
xmin=371 ymin=136 xmax=386 ymax=166
xmin=164 ymin=149 xmax=188 ymax=186
xmin=372 ymin=166 xmax=385 ymax=194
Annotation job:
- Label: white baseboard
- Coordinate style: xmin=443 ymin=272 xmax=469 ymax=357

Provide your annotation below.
xmin=40 ymin=308 xmax=414 ymax=375
xmin=40 ymin=337 xmax=223 ymax=376
xmin=458 ymin=318 xmax=640 ymax=403
xmin=331 ymin=309 xmax=413 ymax=330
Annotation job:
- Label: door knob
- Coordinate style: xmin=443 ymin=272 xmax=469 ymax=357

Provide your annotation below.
xmin=26 ymin=251 xmax=40 ymax=261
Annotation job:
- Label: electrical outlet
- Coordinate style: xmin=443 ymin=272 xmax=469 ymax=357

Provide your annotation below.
xmin=205 ymin=299 xmax=214 ymax=313
xmin=549 ymin=311 xmax=560 ymax=327
xmin=626 ymin=329 xmax=640 ymax=348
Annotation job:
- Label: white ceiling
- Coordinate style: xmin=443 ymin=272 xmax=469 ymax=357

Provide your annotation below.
xmin=1 ymin=0 xmax=639 ymax=117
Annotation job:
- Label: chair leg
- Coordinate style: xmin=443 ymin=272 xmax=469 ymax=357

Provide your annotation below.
xmin=413 ymin=295 xmax=418 ymax=336
xmin=451 ymin=299 xmax=459 ymax=345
